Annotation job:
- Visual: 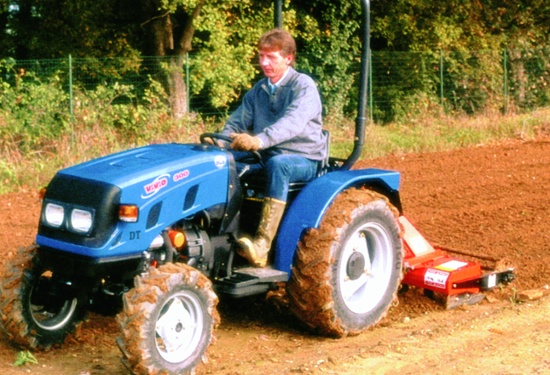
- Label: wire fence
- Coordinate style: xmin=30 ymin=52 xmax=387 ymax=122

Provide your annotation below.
xmin=3 ymin=48 xmax=550 ymax=123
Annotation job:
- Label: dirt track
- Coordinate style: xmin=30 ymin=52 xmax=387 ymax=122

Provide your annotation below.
xmin=0 ymin=137 xmax=549 ymax=374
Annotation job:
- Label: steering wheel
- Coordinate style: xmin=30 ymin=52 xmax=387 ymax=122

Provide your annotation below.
xmin=200 ymin=132 xmax=233 ymax=145
xmin=199 ymin=132 xmax=262 ymax=164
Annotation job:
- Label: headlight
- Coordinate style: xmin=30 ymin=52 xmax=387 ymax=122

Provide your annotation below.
xmin=70 ymin=208 xmax=94 ymax=234
xmin=44 ymin=203 xmax=65 ymax=227
xmin=42 ymin=200 xmax=95 ymax=235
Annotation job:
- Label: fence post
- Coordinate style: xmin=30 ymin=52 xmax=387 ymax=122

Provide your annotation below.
xmin=69 ymin=54 xmax=74 ymax=146
xmin=186 ymin=53 xmax=190 ymax=113
xmin=369 ymin=51 xmax=373 ymax=124
xmin=503 ymin=48 xmax=508 ymax=115
xmin=440 ymin=49 xmax=444 ymax=107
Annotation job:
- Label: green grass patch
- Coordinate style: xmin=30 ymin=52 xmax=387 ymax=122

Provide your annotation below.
xmin=359 ymin=108 xmax=549 ymax=159
xmin=1 ymin=107 xmax=549 ymax=194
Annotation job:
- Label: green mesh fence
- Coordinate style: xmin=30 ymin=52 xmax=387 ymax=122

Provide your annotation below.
xmin=2 ymin=48 xmax=550 ymax=123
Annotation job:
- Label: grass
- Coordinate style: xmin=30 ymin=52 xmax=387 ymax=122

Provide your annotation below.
xmin=359 ymin=107 xmax=549 ymax=159
xmin=1 ymin=107 xmax=549 ymax=194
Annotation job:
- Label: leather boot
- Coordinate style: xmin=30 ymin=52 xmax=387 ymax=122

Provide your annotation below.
xmin=237 ymin=197 xmax=286 ymax=267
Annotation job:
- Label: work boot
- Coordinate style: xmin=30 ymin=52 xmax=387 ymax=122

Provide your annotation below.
xmin=237 ymin=197 xmax=286 ymax=267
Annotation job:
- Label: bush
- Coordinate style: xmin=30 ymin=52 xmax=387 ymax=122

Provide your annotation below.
xmin=0 ymin=60 xmax=70 ymax=153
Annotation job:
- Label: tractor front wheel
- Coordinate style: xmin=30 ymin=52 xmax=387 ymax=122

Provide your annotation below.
xmin=117 ymin=262 xmax=219 ymax=375
xmin=287 ymin=189 xmax=403 ymax=337
xmin=0 ymin=245 xmax=86 ymax=349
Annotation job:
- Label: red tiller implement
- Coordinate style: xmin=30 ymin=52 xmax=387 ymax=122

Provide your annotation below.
xmin=399 ymin=216 xmax=515 ymax=309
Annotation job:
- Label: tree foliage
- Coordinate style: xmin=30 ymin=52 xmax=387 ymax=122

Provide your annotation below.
xmin=190 ymin=0 xmax=273 ymax=112
xmin=2 ymin=0 xmax=550 ymax=118
xmin=371 ymin=0 xmax=550 ymax=52
xmin=1 ymin=0 xmax=141 ymax=59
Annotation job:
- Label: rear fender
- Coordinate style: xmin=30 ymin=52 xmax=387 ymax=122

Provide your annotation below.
xmin=274 ymin=168 xmax=401 ymax=274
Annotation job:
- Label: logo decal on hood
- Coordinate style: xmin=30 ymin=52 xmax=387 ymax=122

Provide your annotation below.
xmin=214 ymin=155 xmax=226 ymax=169
xmin=142 ymin=174 xmax=169 ymax=199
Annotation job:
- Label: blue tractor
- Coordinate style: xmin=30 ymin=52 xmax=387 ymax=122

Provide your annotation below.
xmin=0 ymin=1 xmax=405 ymax=374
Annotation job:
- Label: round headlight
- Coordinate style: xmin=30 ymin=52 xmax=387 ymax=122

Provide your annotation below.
xmin=44 ymin=203 xmax=65 ymax=227
xmin=71 ymin=208 xmax=93 ymax=233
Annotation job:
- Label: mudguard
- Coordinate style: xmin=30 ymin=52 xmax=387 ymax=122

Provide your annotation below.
xmin=273 ymin=168 xmax=400 ymax=274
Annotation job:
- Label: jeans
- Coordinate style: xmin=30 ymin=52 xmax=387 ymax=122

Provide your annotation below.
xmin=233 ymin=151 xmax=319 ymax=202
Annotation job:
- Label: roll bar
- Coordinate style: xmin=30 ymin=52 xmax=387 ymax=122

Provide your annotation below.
xmin=342 ymin=0 xmax=370 ymax=170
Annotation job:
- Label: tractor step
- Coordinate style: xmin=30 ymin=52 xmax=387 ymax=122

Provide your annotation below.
xmin=214 ymin=267 xmax=288 ymax=298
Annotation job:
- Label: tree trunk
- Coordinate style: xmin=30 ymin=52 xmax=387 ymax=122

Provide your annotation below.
xmin=144 ymin=0 xmax=205 ymax=118
xmin=167 ymin=55 xmax=188 ymax=119
xmin=508 ymin=49 xmax=526 ymax=106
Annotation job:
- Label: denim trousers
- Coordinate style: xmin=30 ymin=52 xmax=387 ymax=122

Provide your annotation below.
xmin=233 ymin=151 xmax=319 ymax=202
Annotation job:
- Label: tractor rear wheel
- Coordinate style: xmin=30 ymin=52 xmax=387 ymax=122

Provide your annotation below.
xmin=117 ymin=262 xmax=219 ymax=375
xmin=0 ymin=245 xmax=86 ymax=349
xmin=287 ymin=189 xmax=403 ymax=337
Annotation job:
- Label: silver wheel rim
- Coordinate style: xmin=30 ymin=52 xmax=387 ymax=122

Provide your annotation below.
xmin=155 ymin=290 xmax=204 ymax=364
xmin=29 ymin=285 xmax=78 ymax=331
xmin=338 ymin=221 xmax=394 ymax=314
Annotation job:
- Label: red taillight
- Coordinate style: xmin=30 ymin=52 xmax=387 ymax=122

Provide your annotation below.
xmin=119 ymin=205 xmax=139 ymax=222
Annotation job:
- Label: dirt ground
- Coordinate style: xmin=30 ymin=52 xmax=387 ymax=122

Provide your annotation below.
xmin=0 ymin=136 xmax=549 ymax=374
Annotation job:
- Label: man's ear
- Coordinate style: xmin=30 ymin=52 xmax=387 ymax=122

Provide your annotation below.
xmin=285 ymin=54 xmax=294 ymax=66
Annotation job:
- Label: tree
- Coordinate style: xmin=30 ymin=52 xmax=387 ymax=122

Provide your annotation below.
xmin=3 ymin=0 xmax=550 ymax=118
xmin=0 ymin=0 xmax=13 ymax=56
xmin=0 ymin=0 xmax=205 ymax=118
xmin=1 ymin=0 xmax=141 ymax=59
xmin=135 ymin=0 xmax=205 ymax=118
xmin=185 ymin=0 xmax=273 ymax=113
xmin=291 ymin=0 xmax=363 ymax=116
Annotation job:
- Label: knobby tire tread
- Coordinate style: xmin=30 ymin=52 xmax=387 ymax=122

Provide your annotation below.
xmin=117 ymin=262 xmax=220 ymax=375
xmin=287 ymin=189 xmax=403 ymax=338
xmin=0 ymin=244 xmax=85 ymax=349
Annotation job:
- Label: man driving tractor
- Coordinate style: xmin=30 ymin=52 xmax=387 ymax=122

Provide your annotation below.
xmin=216 ymin=29 xmax=327 ymax=267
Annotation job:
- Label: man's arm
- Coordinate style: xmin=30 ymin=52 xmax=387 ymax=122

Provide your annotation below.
xmin=220 ymin=87 xmax=256 ymax=136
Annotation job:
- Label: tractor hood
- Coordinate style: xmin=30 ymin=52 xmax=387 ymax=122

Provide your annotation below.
xmin=58 ymin=143 xmax=228 ymax=191
xmin=37 ymin=143 xmax=231 ymax=257
xmin=55 ymin=143 xmax=231 ymax=204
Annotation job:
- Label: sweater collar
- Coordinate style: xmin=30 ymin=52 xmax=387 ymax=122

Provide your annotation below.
xmin=265 ymin=67 xmax=295 ymax=92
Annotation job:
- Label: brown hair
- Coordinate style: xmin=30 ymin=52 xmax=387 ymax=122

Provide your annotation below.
xmin=258 ymin=29 xmax=296 ymax=64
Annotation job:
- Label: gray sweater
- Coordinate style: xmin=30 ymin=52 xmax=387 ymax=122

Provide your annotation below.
xmin=222 ymin=67 xmax=327 ymax=161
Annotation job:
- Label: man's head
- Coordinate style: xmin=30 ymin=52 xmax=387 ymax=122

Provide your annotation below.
xmin=258 ymin=29 xmax=296 ymax=84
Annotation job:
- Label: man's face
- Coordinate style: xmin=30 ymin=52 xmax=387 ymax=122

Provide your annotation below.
xmin=259 ymin=48 xmax=293 ymax=84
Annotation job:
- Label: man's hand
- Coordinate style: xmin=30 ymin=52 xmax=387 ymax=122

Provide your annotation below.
xmin=230 ymin=133 xmax=262 ymax=151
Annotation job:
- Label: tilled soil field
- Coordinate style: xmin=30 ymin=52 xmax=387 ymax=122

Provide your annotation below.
xmin=0 ymin=136 xmax=549 ymax=374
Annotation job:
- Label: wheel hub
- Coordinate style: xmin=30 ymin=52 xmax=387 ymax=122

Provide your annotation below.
xmin=156 ymin=299 xmax=192 ymax=353
xmin=338 ymin=221 xmax=396 ymax=315
xmin=155 ymin=291 xmax=204 ymax=364
xmin=347 ymin=252 xmax=366 ymax=280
